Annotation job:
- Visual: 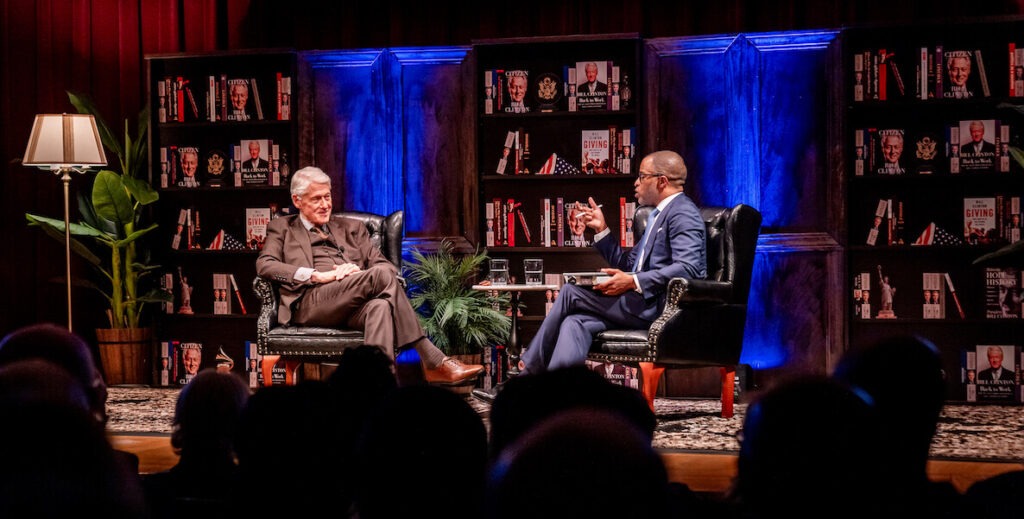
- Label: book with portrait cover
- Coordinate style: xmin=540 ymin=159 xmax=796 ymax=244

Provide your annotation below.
xmin=245 ymin=207 xmax=271 ymax=251
xmin=581 ymin=129 xmax=610 ymax=174
xmin=984 ymin=267 xmax=1022 ymax=319
xmin=871 ymin=128 xmax=907 ymax=175
xmin=562 ymin=200 xmax=594 ymax=247
xmin=501 ymin=69 xmax=530 ymax=114
xmin=238 ymin=138 xmax=272 ymax=185
xmin=964 ymin=197 xmax=998 ymax=244
xmin=244 ymin=340 xmax=285 ymax=387
xmin=212 ymin=273 xmax=231 ymax=315
xmin=175 ymin=146 xmax=201 ymax=188
xmin=964 ymin=345 xmax=1022 ymax=403
xmin=174 ymin=342 xmax=203 ymax=386
xmin=574 ymin=61 xmax=610 ymax=110
xmin=226 ymin=78 xmax=253 ymax=121
xmin=852 ymin=271 xmax=872 ymax=319
xmin=942 ymin=50 xmax=979 ymax=99
xmin=955 ymin=119 xmax=1001 ymax=173
xmin=158 ymin=340 xmax=177 ymax=387
xmin=921 ymin=272 xmax=946 ymax=319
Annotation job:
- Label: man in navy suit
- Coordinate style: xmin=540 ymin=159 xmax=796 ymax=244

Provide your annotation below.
xmin=521 ymin=150 xmax=707 ymax=375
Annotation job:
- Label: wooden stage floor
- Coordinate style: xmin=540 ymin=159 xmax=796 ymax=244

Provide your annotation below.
xmin=111 ymin=434 xmax=1024 ymax=495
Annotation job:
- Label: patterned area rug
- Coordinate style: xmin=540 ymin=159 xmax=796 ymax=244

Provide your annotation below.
xmin=107 ymin=387 xmax=1024 ymax=462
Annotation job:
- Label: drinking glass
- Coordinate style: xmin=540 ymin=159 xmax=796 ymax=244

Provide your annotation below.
xmin=524 ymin=258 xmax=544 ymax=285
xmin=488 ymin=259 xmax=510 ymax=285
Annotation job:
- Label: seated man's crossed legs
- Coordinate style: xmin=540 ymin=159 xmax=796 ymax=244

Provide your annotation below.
xmin=294 ymin=265 xmax=482 ymax=384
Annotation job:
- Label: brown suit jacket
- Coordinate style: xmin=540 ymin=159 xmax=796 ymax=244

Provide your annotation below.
xmin=255 ymin=214 xmax=396 ymax=325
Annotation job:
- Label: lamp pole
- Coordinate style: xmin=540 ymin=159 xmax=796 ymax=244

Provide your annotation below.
xmin=60 ymin=167 xmax=73 ymax=331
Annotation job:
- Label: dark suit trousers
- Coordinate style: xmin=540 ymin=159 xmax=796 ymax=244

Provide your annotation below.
xmin=290 ymin=265 xmax=424 ymax=358
xmin=520 ymin=284 xmax=652 ymax=373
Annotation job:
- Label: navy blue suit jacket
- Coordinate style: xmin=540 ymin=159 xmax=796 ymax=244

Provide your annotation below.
xmin=594 ymin=192 xmax=707 ymax=321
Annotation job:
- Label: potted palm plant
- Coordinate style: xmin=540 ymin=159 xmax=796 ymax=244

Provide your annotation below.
xmin=405 ymin=239 xmax=510 ymax=378
xmin=25 ymin=91 xmax=167 ymax=384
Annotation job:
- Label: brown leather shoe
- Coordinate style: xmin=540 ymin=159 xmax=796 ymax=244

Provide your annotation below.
xmin=423 ymin=357 xmax=484 ymax=385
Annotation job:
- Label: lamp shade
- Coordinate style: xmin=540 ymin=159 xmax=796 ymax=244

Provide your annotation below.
xmin=23 ymin=113 xmax=107 ymax=168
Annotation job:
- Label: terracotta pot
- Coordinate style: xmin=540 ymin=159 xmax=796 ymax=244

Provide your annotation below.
xmin=96 ymin=327 xmax=152 ymax=386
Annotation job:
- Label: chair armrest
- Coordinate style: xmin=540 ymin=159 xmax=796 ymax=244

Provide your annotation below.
xmin=667 ymin=278 xmax=733 ymax=306
xmin=253 ymin=277 xmax=280 ymax=351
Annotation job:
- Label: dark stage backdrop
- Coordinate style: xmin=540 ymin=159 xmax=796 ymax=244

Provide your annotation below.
xmin=3 ymin=0 xmax=1024 ymax=361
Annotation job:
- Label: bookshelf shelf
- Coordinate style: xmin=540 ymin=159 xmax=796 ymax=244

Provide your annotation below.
xmin=146 ymin=49 xmax=298 ymax=387
xmin=846 ymin=21 xmax=1024 ymax=402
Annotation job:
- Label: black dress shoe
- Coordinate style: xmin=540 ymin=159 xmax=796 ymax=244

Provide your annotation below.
xmin=472 ymin=383 xmax=502 ymax=404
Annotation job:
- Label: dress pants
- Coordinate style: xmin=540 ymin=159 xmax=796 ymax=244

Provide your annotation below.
xmin=291 ymin=265 xmax=423 ymax=358
xmin=520 ymin=283 xmax=652 ymax=373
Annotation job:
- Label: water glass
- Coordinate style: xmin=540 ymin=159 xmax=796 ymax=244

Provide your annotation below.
xmin=524 ymin=258 xmax=544 ymax=285
xmin=489 ymin=259 xmax=510 ymax=285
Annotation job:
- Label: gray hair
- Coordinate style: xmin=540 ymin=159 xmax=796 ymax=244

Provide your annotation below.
xmin=290 ymin=166 xmax=331 ymax=197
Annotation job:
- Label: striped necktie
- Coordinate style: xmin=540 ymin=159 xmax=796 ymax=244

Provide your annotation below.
xmin=633 ymin=208 xmax=660 ymax=272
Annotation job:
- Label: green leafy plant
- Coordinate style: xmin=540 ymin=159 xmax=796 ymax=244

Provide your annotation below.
xmin=405 ymin=240 xmax=510 ymax=355
xmin=25 ymin=91 xmax=168 ymax=329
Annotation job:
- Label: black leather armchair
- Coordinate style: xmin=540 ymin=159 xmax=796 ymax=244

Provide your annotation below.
xmin=253 ymin=210 xmax=404 ymax=386
xmin=587 ymin=204 xmax=761 ymax=417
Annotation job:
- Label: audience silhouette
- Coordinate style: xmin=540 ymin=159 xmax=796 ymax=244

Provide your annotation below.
xmin=485 ymin=407 xmax=671 ymax=519
xmin=0 ymin=322 xmax=110 ymax=425
xmin=233 ymin=380 xmax=343 ymax=517
xmin=141 ymin=368 xmax=251 ymax=519
xmin=0 ymin=356 xmax=148 ymax=517
xmin=487 ymin=365 xmax=655 ymax=458
xmin=355 ymin=384 xmax=488 ymax=519
xmin=0 ymin=323 xmax=141 ymax=474
xmin=11 ymin=320 xmax=999 ymax=518
xmin=325 ymin=345 xmax=400 ymax=515
xmin=833 ymin=334 xmax=966 ymax=516
xmin=963 ymin=467 xmax=1024 ymax=517
xmin=729 ymin=374 xmax=886 ymax=519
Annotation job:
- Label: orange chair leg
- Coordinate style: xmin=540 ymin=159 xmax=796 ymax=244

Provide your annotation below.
xmin=284 ymin=360 xmax=301 ymax=385
xmin=639 ymin=362 xmax=665 ymax=412
xmin=261 ymin=355 xmax=280 ymax=388
xmin=720 ymin=366 xmax=736 ymax=418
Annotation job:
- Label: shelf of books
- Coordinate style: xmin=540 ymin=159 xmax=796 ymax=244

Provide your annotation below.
xmin=473 ymin=34 xmax=642 ymax=365
xmin=846 ymin=20 xmax=1024 ymax=403
xmin=146 ymin=50 xmax=298 ymax=387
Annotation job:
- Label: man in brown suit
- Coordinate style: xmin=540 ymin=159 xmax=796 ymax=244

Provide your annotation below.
xmin=256 ymin=166 xmax=483 ymax=383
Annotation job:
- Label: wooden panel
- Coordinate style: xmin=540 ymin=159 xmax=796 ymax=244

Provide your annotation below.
xmin=303 ymin=47 xmax=474 ymax=252
xmin=305 ymin=50 xmax=395 ymax=217
xmin=391 ymin=47 xmax=474 ymax=249
xmin=645 ymin=31 xmax=845 ymax=390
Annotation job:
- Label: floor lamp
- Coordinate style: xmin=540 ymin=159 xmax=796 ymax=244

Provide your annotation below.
xmin=23 ymin=113 xmax=107 ymax=331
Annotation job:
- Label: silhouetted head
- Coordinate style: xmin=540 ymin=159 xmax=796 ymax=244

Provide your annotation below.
xmin=0 ymin=323 xmax=107 ymax=425
xmin=489 ymin=366 xmax=655 ymax=458
xmin=733 ymin=375 xmax=884 ymax=518
xmin=171 ymin=368 xmax=251 ymax=458
xmin=356 ymin=384 xmax=487 ymax=519
xmin=833 ymin=334 xmax=945 ymax=477
xmin=0 ymin=366 xmax=145 ymax=517
xmin=486 ymin=407 xmax=669 ymax=519
xmin=0 ymin=358 xmax=92 ymax=417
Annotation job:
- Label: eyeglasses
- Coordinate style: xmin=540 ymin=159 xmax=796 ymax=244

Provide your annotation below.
xmin=636 ymin=172 xmax=664 ymax=182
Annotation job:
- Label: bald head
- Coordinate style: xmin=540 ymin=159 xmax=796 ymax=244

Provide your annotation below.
xmin=644 ymin=150 xmax=687 ymax=188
